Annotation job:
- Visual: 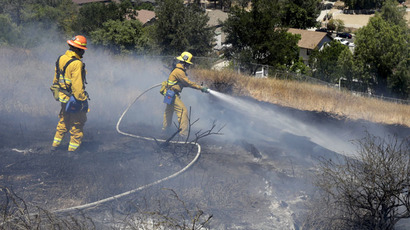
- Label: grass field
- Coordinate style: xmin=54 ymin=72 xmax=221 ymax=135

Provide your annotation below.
xmin=192 ymin=69 xmax=410 ymax=128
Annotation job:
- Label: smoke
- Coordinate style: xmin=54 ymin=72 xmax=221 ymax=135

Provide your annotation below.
xmin=206 ymin=90 xmax=357 ymax=155
xmin=0 ymin=42 xmax=169 ymax=128
xmin=0 ymin=29 xmax=401 ymax=156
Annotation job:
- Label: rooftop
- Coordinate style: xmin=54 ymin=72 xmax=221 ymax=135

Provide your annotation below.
xmin=288 ymin=28 xmax=330 ymax=50
xmin=136 ymin=10 xmax=156 ymax=25
xmin=206 ymin=9 xmax=228 ymax=27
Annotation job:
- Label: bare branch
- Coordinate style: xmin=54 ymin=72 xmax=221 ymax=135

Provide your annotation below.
xmin=306 ymin=133 xmax=410 ymax=229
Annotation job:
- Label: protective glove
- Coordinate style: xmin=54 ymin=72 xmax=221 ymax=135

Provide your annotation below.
xmin=201 ymin=87 xmax=209 ymax=93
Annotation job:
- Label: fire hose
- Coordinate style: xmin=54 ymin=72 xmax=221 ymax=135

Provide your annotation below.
xmin=0 ymin=83 xmax=203 ymax=228
xmin=52 ymin=83 xmax=202 ymax=213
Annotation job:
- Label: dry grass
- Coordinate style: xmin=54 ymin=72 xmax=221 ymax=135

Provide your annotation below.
xmin=191 ymin=69 xmax=410 ymax=127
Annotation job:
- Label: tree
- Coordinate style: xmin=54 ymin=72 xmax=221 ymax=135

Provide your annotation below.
xmin=309 ymin=133 xmax=410 ymax=230
xmin=232 ymin=0 xmax=251 ymax=9
xmin=390 ymin=58 xmax=410 ymax=99
xmin=380 ymin=0 xmax=407 ymax=27
xmin=90 ymin=19 xmax=147 ymax=54
xmin=135 ymin=1 xmax=155 ymax=11
xmin=208 ymin=0 xmax=240 ymax=10
xmin=23 ymin=0 xmax=77 ymax=33
xmin=154 ymin=0 xmax=215 ymax=57
xmin=222 ymin=0 xmax=300 ymax=74
xmin=73 ymin=2 xmax=120 ymax=35
xmin=309 ymin=41 xmax=349 ymax=83
xmin=280 ymin=0 xmax=321 ymax=29
xmin=344 ymin=0 xmax=385 ymax=10
xmin=335 ymin=48 xmax=367 ymax=91
xmin=327 ymin=19 xmax=345 ymax=33
xmin=72 ymin=0 xmax=137 ymax=36
xmin=0 ymin=14 xmax=20 ymax=46
xmin=0 ymin=0 xmax=25 ymax=25
xmin=353 ymin=1 xmax=409 ymax=97
xmin=289 ymin=57 xmax=311 ymax=75
xmin=0 ymin=0 xmax=77 ymax=47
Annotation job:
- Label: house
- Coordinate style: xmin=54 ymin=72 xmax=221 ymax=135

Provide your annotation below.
xmin=135 ymin=10 xmax=156 ymax=26
xmin=288 ymin=28 xmax=333 ymax=65
xmin=206 ymin=9 xmax=228 ymax=50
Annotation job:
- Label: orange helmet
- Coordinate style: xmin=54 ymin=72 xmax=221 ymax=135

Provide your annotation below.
xmin=67 ymin=35 xmax=87 ymax=50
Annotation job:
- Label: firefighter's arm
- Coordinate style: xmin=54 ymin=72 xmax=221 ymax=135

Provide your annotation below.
xmin=69 ymin=61 xmax=88 ymax=101
xmin=176 ymin=71 xmax=202 ymax=90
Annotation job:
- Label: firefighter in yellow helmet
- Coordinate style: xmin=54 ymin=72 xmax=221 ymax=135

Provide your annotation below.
xmin=51 ymin=35 xmax=89 ymax=152
xmin=162 ymin=51 xmax=209 ymax=137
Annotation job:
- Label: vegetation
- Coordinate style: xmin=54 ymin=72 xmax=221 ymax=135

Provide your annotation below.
xmin=305 ymin=133 xmax=410 ymax=230
xmin=154 ymin=0 xmax=215 ymax=56
xmin=353 ymin=0 xmax=409 ymax=98
xmin=309 ymin=40 xmax=349 ymax=83
xmin=0 ymin=0 xmax=77 ymax=47
xmin=191 ymin=68 xmax=410 ymax=127
xmin=90 ymin=19 xmax=147 ymax=54
xmin=344 ymin=0 xmax=387 ymax=10
xmin=1 ymin=187 xmax=212 ymax=229
xmin=0 ymin=14 xmax=20 ymax=46
xmin=281 ymin=0 xmax=321 ymax=29
xmin=306 ymin=0 xmax=409 ymax=99
xmin=221 ymin=0 xmax=321 ymax=74
xmin=73 ymin=1 xmax=132 ymax=36
xmin=222 ymin=0 xmax=301 ymax=74
xmin=326 ymin=18 xmax=345 ymax=32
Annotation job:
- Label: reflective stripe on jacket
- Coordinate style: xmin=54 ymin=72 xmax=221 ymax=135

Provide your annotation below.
xmin=52 ymin=50 xmax=87 ymax=103
xmin=167 ymin=63 xmax=201 ymax=93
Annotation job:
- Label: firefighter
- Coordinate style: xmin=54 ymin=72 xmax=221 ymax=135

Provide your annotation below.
xmin=51 ymin=35 xmax=89 ymax=152
xmin=162 ymin=51 xmax=209 ymax=137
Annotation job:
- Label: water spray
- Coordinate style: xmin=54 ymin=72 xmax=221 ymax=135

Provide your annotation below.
xmin=206 ymin=89 xmax=354 ymax=155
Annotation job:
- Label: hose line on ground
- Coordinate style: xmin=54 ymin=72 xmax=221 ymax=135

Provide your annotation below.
xmin=52 ymin=83 xmax=202 ymax=213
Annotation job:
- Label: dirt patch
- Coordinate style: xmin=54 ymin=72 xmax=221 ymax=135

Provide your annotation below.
xmin=333 ymin=12 xmax=373 ymax=30
xmin=325 ymin=1 xmax=410 ymax=31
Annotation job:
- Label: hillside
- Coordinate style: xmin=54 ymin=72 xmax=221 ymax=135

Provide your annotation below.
xmin=1 ymin=47 xmax=409 ymax=229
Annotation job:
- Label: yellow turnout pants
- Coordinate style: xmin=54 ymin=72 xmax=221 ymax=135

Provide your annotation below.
xmin=163 ymin=95 xmax=189 ymax=136
xmin=52 ymin=103 xmax=87 ymax=151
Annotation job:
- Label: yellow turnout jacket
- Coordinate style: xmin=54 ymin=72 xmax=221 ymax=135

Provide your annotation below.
xmin=53 ymin=50 xmax=87 ymax=103
xmin=167 ymin=63 xmax=202 ymax=93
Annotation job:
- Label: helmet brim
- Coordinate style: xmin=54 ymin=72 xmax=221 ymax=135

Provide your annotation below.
xmin=67 ymin=40 xmax=87 ymax=50
xmin=176 ymin=56 xmax=192 ymax=65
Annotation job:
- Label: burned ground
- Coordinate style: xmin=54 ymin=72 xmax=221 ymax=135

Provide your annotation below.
xmin=1 ymin=95 xmax=409 ymax=229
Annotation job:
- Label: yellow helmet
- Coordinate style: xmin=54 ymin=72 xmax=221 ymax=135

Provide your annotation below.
xmin=176 ymin=51 xmax=193 ymax=65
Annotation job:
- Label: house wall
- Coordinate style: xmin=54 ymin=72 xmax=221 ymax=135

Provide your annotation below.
xmin=317 ymin=36 xmax=333 ymax=50
xmin=214 ymin=32 xmax=222 ymax=50
xmin=299 ymin=48 xmax=309 ymax=65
